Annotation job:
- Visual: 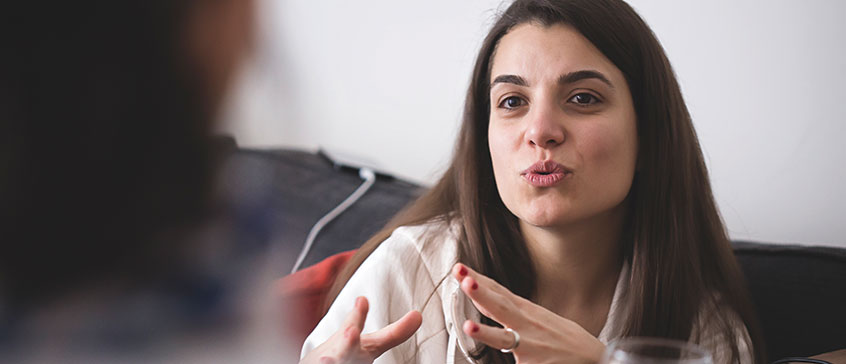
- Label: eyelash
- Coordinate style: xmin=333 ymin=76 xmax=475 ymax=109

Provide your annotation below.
xmin=568 ymin=92 xmax=602 ymax=107
xmin=498 ymin=96 xmax=526 ymax=110
xmin=496 ymin=92 xmax=602 ymax=110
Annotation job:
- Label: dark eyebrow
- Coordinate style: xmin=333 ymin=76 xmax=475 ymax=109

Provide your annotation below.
xmin=490 ymin=74 xmax=528 ymax=89
xmin=558 ymin=70 xmax=614 ymax=88
xmin=490 ymin=70 xmax=613 ymax=91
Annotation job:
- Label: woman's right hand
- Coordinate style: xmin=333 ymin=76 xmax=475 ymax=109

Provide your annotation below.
xmin=299 ymin=296 xmax=422 ymax=364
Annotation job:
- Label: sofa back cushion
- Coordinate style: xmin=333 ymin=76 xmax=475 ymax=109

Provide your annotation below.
xmin=733 ymin=241 xmax=846 ymax=359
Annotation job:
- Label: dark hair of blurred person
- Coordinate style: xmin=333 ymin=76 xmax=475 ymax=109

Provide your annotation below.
xmin=0 ymin=0 xmax=254 ymax=326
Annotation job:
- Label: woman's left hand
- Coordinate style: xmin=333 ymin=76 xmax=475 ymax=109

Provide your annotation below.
xmin=451 ymin=263 xmax=606 ymax=364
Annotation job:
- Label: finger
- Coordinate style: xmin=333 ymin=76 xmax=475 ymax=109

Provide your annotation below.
xmin=452 ymin=263 xmax=514 ymax=299
xmin=317 ymin=357 xmax=337 ymax=364
xmin=452 ymin=262 xmax=470 ymax=281
xmin=360 ymin=310 xmax=423 ymax=356
xmin=313 ymin=324 xmax=362 ymax=364
xmin=340 ymin=296 xmax=369 ymax=334
xmin=324 ymin=297 xmax=366 ymax=360
xmin=459 ymin=275 xmax=520 ymax=326
xmin=453 ymin=263 xmax=525 ymax=329
xmin=462 ymin=320 xmax=519 ymax=353
xmin=343 ymin=324 xmax=363 ymax=349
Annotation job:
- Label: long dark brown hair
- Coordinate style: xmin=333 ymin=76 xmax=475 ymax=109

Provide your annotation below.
xmin=325 ymin=0 xmax=765 ymax=363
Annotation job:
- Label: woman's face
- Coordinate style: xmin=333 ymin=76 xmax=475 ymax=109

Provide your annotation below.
xmin=488 ymin=22 xmax=638 ymax=229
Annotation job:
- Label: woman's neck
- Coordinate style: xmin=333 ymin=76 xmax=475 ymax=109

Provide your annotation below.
xmin=520 ymin=205 xmax=625 ymax=329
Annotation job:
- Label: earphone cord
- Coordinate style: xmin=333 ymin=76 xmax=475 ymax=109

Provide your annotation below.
xmin=290 ymin=168 xmax=376 ymax=274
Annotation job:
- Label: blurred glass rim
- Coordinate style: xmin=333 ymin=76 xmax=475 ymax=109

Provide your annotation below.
xmin=605 ymin=337 xmax=713 ymax=364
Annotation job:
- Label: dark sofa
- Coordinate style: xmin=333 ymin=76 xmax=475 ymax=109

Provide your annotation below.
xmin=233 ymin=148 xmax=846 ymax=361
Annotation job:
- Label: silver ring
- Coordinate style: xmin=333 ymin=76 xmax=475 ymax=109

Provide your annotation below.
xmin=500 ymin=327 xmax=520 ymax=353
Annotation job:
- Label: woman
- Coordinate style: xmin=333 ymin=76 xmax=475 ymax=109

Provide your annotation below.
xmin=301 ymin=0 xmax=764 ymax=363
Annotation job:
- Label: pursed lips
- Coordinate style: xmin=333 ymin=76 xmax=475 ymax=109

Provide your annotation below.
xmin=520 ymin=160 xmax=571 ymax=187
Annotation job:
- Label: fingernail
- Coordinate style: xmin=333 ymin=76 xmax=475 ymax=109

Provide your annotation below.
xmin=458 ymin=266 xmax=468 ymax=276
xmin=471 ymin=282 xmax=478 ymax=290
xmin=471 ymin=323 xmax=479 ymax=333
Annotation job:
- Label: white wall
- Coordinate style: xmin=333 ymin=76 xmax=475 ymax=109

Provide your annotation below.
xmin=220 ymin=0 xmax=846 ymax=248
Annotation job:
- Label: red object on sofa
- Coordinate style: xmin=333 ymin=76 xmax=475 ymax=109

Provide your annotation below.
xmin=277 ymin=250 xmax=356 ymax=349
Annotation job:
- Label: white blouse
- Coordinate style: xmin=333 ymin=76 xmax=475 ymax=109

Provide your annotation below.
xmin=301 ymin=221 xmax=752 ymax=364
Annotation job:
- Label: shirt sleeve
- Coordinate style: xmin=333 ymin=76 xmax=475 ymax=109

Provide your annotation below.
xmin=300 ymin=228 xmax=438 ymax=363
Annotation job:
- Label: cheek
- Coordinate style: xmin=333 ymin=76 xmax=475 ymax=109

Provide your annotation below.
xmin=488 ymin=123 xmax=520 ymax=201
xmin=578 ymin=120 xmax=638 ymax=178
xmin=487 ymin=123 xmax=511 ymax=174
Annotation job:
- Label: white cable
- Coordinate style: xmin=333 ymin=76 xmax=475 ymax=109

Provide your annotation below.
xmin=290 ymin=168 xmax=376 ymax=274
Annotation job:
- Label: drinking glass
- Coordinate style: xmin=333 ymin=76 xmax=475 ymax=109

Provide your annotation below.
xmin=599 ymin=337 xmax=713 ymax=364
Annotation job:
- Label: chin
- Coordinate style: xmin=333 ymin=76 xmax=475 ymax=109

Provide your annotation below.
xmin=514 ymin=198 xmax=574 ymax=226
xmin=517 ymin=208 xmax=571 ymax=228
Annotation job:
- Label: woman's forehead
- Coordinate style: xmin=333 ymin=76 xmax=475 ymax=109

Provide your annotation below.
xmin=490 ymin=22 xmax=623 ymax=86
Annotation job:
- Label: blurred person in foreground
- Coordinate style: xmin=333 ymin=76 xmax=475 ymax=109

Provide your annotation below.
xmin=0 ymin=0 xmax=297 ymax=361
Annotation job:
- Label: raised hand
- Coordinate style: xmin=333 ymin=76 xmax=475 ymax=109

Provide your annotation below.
xmin=452 ymin=263 xmax=605 ymax=364
xmin=300 ymin=296 xmax=422 ymax=364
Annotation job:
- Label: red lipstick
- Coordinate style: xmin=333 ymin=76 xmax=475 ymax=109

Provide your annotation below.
xmin=521 ymin=160 xmax=570 ymax=187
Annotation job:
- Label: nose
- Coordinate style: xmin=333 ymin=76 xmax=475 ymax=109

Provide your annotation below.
xmin=524 ymin=103 xmax=565 ymax=148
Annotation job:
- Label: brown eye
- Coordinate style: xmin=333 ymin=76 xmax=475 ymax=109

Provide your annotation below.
xmin=569 ymin=93 xmax=600 ymax=106
xmin=499 ymin=96 xmax=526 ymax=110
